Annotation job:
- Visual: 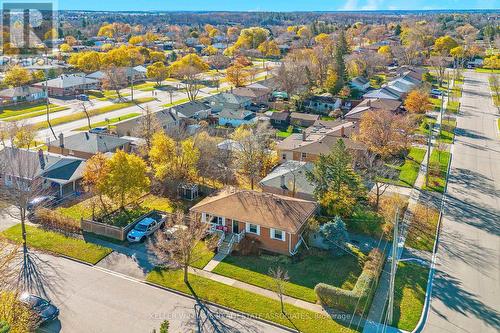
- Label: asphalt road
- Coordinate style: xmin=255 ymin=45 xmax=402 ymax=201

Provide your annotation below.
xmin=424 ymin=71 xmax=500 ymax=333
xmin=33 ymin=253 xmax=289 ymax=333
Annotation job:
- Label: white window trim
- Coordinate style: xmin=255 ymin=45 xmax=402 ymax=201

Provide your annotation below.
xmin=245 ymin=223 xmax=260 ymax=236
xmin=270 ymin=228 xmax=286 ymax=241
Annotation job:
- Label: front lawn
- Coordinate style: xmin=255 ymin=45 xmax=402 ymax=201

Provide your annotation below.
xmin=0 ymin=103 xmax=68 ymax=121
xmin=190 ymin=241 xmax=216 ymax=269
xmin=212 ymin=249 xmax=364 ymax=303
xmin=424 ymin=150 xmax=451 ymax=193
xmin=438 ymin=118 xmax=456 ymax=144
xmin=476 ymin=68 xmax=500 ymax=74
xmin=447 ymin=100 xmax=460 ymax=114
xmin=33 ymin=97 xmax=155 ymax=130
xmin=1 ymin=224 xmax=112 ymax=264
xmin=383 ymin=147 xmax=426 ymax=187
xmin=405 ymin=208 xmax=439 ymax=252
xmin=392 ymin=262 xmax=429 ymax=331
xmin=146 ymin=269 xmax=358 ymax=333
xmin=57 ymin=194 xmax=175 ymax=222
xmin=345 ymin=206 xmax=384 ymax=237
xmin=73 ymin=113 xmax=141 ymax=131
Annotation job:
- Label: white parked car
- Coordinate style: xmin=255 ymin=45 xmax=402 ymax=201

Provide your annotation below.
xmin=127 ymin=217 xmax=164 ymax=243
xmin=164 ymin=225 xmax=188 ymax=239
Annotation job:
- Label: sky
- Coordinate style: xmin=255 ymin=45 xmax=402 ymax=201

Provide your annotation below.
xmin=56 ymin=0 xmax=500 ymax=12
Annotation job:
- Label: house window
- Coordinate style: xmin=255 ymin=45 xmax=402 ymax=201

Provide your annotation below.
xmin=301 ymin=152 xmax=307 ymax=160
xmin=246 ymin=223 xmax=260 ymax=235
xmin=271 ymin=228 xmax=285 ymax=241
xmin=211 ymin=216 xmax=224 ymax=226
xmin=282 ymin=154 xmax=286 ymax=160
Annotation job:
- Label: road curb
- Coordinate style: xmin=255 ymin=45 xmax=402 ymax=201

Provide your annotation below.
xmin=143 ymin=280 xmax=297 ymax=333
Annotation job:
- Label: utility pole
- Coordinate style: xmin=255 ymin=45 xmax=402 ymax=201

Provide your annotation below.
xmin=387 ymin=208 xmax=400 ymax=327
xmin=426 ymin=122 xmax=433 ymax=188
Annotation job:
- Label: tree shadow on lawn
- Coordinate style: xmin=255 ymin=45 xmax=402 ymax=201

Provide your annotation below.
xmin=430 ymin=270 xmax=500 ymax=330
xmin=184 ymin=282 xmax=264 ymax=333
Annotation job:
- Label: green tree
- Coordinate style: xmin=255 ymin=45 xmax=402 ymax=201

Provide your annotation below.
xmin=146 ymin=62 xmax=170 ymax=86
xmin=307 ymin=139 xmax=365 ymax=204
xmin=319 ymin=216 xmax=350 ymax=256
xmin=103 ymin=150 xmax=150 ymax=209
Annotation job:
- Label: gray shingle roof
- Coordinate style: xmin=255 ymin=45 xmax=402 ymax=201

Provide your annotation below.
xmin=259 ymin=161 xmax=315 ymax=197
xmin=49 ymin=133 xmax=131 ymax=154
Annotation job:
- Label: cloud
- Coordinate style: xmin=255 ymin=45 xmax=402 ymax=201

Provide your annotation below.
xmin=341 ymin=0 xmax=359 ymax=10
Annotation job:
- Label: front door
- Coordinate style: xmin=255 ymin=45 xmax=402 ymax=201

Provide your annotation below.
xmin=232 ymin=220 xmax=239 ymax=234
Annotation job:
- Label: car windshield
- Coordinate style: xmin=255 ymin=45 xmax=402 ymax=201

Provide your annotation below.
xmin=134 ymin=224 xmax=148 ymax=232
xmin=27 ymin=296 xmax=48 ymax=308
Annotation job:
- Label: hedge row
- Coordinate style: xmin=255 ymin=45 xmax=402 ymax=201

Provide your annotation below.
xmin=314 ymin=248 xmax=384 ymax=314
xmin=33 ymin=208 xmax=81 ymax=236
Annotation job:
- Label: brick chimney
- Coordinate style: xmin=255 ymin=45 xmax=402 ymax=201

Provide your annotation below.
xmin=302 ymin=131 xmax=306 ymax=141
xmin=340 ymin=126 xmax=345 ymax=137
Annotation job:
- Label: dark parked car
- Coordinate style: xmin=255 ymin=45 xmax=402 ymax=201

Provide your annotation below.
xmin=20 ymin=293 xmax=59 ymax=326
xmin=27 ymin=196 xmax=57 ymax=212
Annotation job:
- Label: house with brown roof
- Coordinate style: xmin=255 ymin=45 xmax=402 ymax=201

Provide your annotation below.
xmin=276 ymin=121 xmax=366 ymax=163
xmin=344 ymin=98 xmax=402 ymax=121
xmin=190 ymin=189 xmax=317 ymax=256
xmin=289 ymin=112 xmax=320 ymax=127
xmin=232 ymin=86 xmax=271 ymax=103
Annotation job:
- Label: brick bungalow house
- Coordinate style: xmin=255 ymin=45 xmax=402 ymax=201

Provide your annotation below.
xmin=190 ymin=189 xmax=317 ymax=255
xmin=33 ymin=74 xmax=99 ymax=97
xmin=276 ymin=120 xmax=366 ymax=164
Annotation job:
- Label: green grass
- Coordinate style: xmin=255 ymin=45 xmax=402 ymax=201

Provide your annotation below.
xmin=393 ymin=262 xmax=429 ymax=331
xmin=1 ymin=224 xmax=112 ymax=264
xmin=446 ymin=100 xmax=460 ymax=114
xmin=146 ymin=269 xmax=358 ymax=333
xmin=162 ymin=97 xmax=190 ymax=108
xmin=498 ymin=119 xmax=500 ymax=132
xmin=345 ymin=206 xmax=384 ymax=237
xmin=191 ymin=241 xmax=216 ymax=269
xmin=32 ymin=97 xmax=155 ymax=130
xmin=57 ymin=194 xmax=175 ymax=222
xmin=383 ymin=147 xmax=426 ymax=187
xmin=424 ymin=150 xmax=451 ymax=193
xmin=0 ymin=103 xmax=68 ymax=121
xmin=72 ymin=113 xmax=140 ymax=131
xmin=276 ymin=130 xmax=292 ymax=138
xmin=438 ymin=118 xmax=457 ymax=144
xmin=475 ymin=68 xmax=500 ymax=73
xmin=405 ymin=211 xmax=439 ymax=252
xmin=429 ymin=97 xmax=442 ymax=111
xmin=212 ymin=249 xmax=364 ymax=303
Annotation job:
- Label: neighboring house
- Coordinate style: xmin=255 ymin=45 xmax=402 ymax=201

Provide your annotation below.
xmin=47 ymin=132 xmax=132 ymax=159
xmin=304 ymin=94 xmax=342 ymax=114
xmin=395 ymin=66 xmax=427 ymax=82
xmin=363 ymin=86 xmax=403 ymax=100
xmin=344 ymin=98 xmax=402 ymax=121
xmin=208 ymin=93 xmax=252 ymax=113
xmin=276 ymin=121 xmax=365 ymax=163
xmin=114 ymin=109 xmax=180 ymax=136
xmin=232 ymin=86 xmax=271 ymax=103
xmin=270 ymin=111 xmax=291 ymax=128
xmin=218 ymin=109 xmax=256 ymax=127
xmin=33 ymin=74 xmax=99 ymax=97
xmin=350 ymin=76 xmax=371 ymax=92
xmin=217 ymin=139 xmax=243 ymax=153
xmin=0 ymin=147 xmax=85 ymax=198
xmin=170 ymin=101 xmax=211 ymax=119
xmin=259 ymin=160 xmax=315 ymax=201
xmin=0 ymin=86 xmax=46 ymax=105
xmin=190 ymin=189 xmax=318 ymax=255
xmin=289 ymin=112 xmax=320 ymax=127
xmin=86 ymin=66 xmax=147 ymax=84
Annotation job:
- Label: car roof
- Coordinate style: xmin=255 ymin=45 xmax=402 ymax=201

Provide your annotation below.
xmin=138 ymin=217 xmax=156 ymax=226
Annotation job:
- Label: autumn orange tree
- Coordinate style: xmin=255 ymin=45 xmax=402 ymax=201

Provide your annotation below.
xmin=356 ymin=110 xmax=415 ymax=158
xmin=404 ymin=89 xmax=433 ymax=114
xmin=82 ymin=153 xmax=110 ymax=218
xmin=226 ymin=63 xmax=249 ymax=87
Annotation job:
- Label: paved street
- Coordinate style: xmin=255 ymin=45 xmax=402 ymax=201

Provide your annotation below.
xmin=32 ymin=253 xmax=289 ymax=333
xmin=424 ymin=71 xmax=500 ymax=333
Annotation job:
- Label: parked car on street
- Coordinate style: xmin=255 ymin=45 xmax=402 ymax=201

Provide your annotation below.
xmin=127 ymin=216 xmax=164 ymax=242
xmin=19 ymin=293 xmax=59 ymax=326
xmin=76 ymin=94 xmax=89 ymax=101
xmin=430 ymin=88 xmax=444 ymax=96
xmin=27 ymin=196 xmax=57 ymax=212
xmin=88 ymin=127 xmax=108 ymax=134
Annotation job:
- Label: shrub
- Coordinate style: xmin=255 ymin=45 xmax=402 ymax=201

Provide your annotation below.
xmin=236 ymin=237 xmax=262 ymax=256
xmin=0 ymin=321 xmax=9 ymax=333
xmin=314 ymin=248 xmax=384 ymax=314
xmin=34 ymin=208 xmax=81 ymax=235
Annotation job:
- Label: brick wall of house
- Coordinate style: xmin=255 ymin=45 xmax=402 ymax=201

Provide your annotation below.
xmin=47 ymin=146 xmax=94 ymax=160
xmin=259 ymin=184 xmax=315 ymax=202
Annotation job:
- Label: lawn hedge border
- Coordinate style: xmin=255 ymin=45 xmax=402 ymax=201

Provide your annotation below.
xmin=315 ymin=248 xmax=384 ymax=314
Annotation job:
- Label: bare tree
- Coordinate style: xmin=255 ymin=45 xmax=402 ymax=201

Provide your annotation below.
xmin=176 ymin=66 xmax=203 ymax=102
xmin=429 ymin=56 xmax=448 ymax=87
xmin=360 ymin=151 xmax=397 ymax=209
xmin=133 ymin=106 xmax=162 ymax=152
xmin=148 ymin=211 xmax=213 ymax=284
xmin=269 ymin=266 xmax=289 ymax=315
xmin=102 ymin=66 xmax=127 ymax=101
xmin=0 ymin=124 xmax=46 ymax=264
